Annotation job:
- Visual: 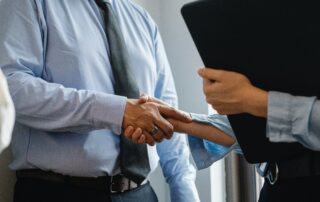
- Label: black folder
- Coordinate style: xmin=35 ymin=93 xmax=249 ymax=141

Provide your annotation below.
xmin=181 ymin=0 xmax=320 ymax=163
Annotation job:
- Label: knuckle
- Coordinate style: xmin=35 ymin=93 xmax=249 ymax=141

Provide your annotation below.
xmin=154 ymin=133 xmax=164 ymax=143
xmin=169 ymin=106 xmax=176 ymax=111
xmin=148 ymin=137 xmax=155 ymax=145
xmin=156 ymin=137 xmax=164 ymax=143
xmin=163 ymin=128 xmax=172 ymax=137
xmin=168 ymin=125 xmax=174 ymax=135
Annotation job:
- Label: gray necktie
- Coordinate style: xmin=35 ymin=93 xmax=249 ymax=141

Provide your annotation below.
xmin=95 ymin=0 xmax=150 ymax=185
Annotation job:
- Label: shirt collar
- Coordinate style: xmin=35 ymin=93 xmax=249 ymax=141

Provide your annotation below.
xmin=103 ymin=0 xmax=112 ymax=5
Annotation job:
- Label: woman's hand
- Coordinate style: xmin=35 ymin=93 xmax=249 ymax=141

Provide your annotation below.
xmin=198 ymin=68 xmax=268 ymax=118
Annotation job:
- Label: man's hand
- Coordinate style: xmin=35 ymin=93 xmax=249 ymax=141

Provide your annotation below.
xmin=123 ymin=117 xmax=189 ymax=146
xmin=123 ymin=98 xmax=191 ymax=145
xmin=123 ymin=96 xmax=192 ymax=145
xmin=123 ymin=99 xmax=172 ymax=146
xmin=138 ymin=95 xmax=192 ymax=122
xmin=198 ymin=68 xmax=268 ymax=117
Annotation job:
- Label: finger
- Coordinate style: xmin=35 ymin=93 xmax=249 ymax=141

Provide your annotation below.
xmin=137 ymin=135 xmax=146 ymax=144
xmin=152 ymin=115 xmax=174 ymax=139
xmin=156 ymin=104 xmax=192 ymax=123
xmin=167 ymin=118 xmax=181 ymax=132
xmin=144 ymin=131 xmax=156 ymax=146
xmin=141 ymin=97 xmax=192 ymax=122
xmin=198 ymin=68 xmax=225 ymax=81
xmin=150 ymin=129 xmax=166 ymax=143
xmin=138 ymin=94 xmax=149 ymax=104
xmin=141 ymin=96 xmax=167 ymax=105
xmin=132 ymin=128 xmax=143 ymax=143
xmin=124 ymin=126 xmax=134 ymax=138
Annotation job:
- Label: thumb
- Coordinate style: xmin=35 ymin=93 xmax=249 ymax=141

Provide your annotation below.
xmin=198 ymin=68 xmax=225 ymax=81
xmin=167 ymin=118 xmax=183 ymax=133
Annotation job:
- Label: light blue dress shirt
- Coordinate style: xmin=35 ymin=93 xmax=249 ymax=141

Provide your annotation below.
xmin=0 ymin=0 xmax=199 ymax=201
xmin=188 ymin=114 xmax=268 ymax=176
xmin=189 ymin=92 xmax=320 ymax=172
xmin=267 ymin=91 xmax=320 ymax=151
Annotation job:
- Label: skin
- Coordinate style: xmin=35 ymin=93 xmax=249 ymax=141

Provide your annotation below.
xmin=198 ymin=68 xmax=268 ymax=118
xmin=124 ymin=67 xmax=268 ymax=146
xmin=124 ymin=96 xmax=235 ymax=146
xmin=123 ymin=98 xmax=192 ymax=146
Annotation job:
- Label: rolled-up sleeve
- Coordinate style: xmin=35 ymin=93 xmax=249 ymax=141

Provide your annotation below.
xmin=267 ymin=91 xmax=320 ymax=151
xmin=188 ymin=113 xmax=241 ymax=170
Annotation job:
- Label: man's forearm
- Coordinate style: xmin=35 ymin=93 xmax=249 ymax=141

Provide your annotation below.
xmin=5 ymin=71 xmax=126 ymax=134
xmin=158 ymin=133 xmax=200 ymax=202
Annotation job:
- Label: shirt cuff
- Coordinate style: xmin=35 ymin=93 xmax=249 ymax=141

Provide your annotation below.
xmin=188 ymin=113 xmax=241 ymax=170
xmin=91 ymin=93 xmax=127 ymax=135
xmin=267 ymin=91 xmax=316 ymax=143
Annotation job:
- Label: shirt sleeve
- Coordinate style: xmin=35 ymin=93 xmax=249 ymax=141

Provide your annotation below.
xmin=188 ymin=113 xmax=242 ymax=170
xmin=148 ymin=21 xmax=199 ymax=202
xmin=267 ymin=91 xmax=320 ymax=151
xmin=0 ymin=0 xmax=127 ymax=134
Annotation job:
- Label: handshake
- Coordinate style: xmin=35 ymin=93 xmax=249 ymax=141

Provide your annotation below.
xmin=122 ymin=95 xmax=191 ymax=146
xmin=122 ymin=95 xmax=235 ymax=146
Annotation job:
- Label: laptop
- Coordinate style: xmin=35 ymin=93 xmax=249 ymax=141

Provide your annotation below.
xmin=181 ymin=0 xmax=320 ymax=163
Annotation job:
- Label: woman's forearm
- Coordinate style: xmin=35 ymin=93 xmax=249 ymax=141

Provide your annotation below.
xmin=169 ymin=119 xmax=235 ymax=146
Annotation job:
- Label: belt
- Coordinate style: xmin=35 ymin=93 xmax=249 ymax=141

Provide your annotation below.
xmin=16 ymin=169 xmax=146 ymax=193
xmin=265 ymin=152 xmax=320 ymax=185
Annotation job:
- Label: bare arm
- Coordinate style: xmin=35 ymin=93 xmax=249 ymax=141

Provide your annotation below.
xmin=167 ymin=118 xmax=235 ymax=146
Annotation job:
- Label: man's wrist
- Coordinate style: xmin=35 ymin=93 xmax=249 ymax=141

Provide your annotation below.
xmin=123 ymin=99 xmax=138 ymax=129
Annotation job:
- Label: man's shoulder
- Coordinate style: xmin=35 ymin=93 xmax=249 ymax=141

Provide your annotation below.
xmin=116 ymin=0 xmax=156 ymax=26
xmin=0 ymin=0 xmax=37 ymax=6
xmin=0 ymin=0 xmax=39 ymax=19
xmin=117 ymin=0 xmax=147 ymax=15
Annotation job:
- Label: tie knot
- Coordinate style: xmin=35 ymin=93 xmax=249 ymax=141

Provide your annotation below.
xmin=95 ymin=0 xmax=111 ymax=9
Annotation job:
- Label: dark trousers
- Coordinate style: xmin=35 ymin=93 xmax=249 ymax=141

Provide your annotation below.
xmin=14 ymin=177 xmax=158 ymax=202
xmin=259 ymin=176 xmax=320 ymax=202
